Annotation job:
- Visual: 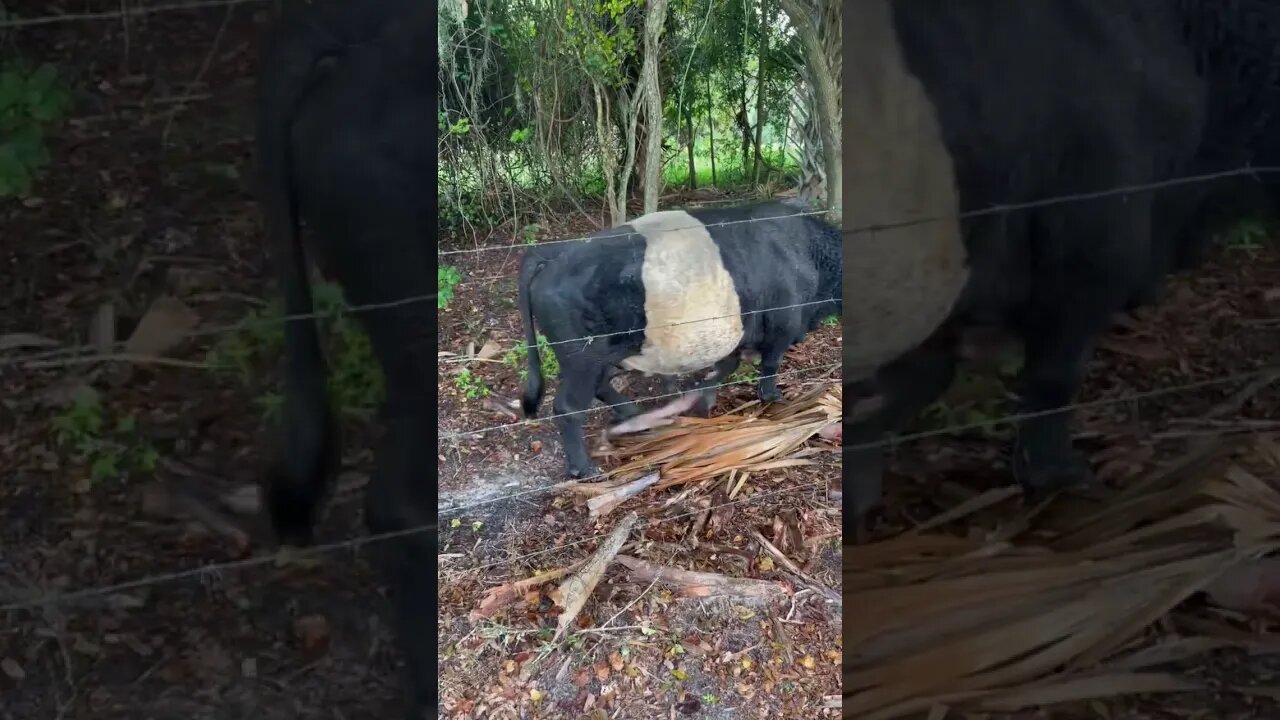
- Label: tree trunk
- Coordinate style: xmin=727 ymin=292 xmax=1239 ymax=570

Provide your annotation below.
xmin=736 ymin=18 xmax=751 ymax=176
xmin=686 ymin=105 xmax=697 ymax=190
xmin=752 ymin=0 xmax=772 ymax=184
xmin=706 ymin=74 xmax=718 ymax=186
xmin=613 ymin=84 xmax=642 ymax=227
xmin=779 ymin=0 xmax=841 ymax=224
xmin=594 ymin=81 xmax=623 ymax=227
xmin=639 ymin=0 xmax=670 ymax=215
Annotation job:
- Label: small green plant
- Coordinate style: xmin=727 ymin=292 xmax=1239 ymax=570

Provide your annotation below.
xmin=821 ymin=314 xmax=840 ymax=327
xmin=918 ymin=366 xmax=1017 ymax=440
xmin=0 ymin=61 xmax=71 ymax=197
xmin=208 ymin=281 xmax=383 ymax=420
xmin=51 ymin=388 xmax=159 ymax=484
xmin=1222 ymin=218 xmax=1270 ymax=257
xmin=453 ymin=368 xmax=490 ymax=400
xmin=726 ymin=356 xmax=761 ymax=385
xmin=520 ymin=223 xmax=540 ymax=245
xmin=438 ymin=265 xmax=463 ymax=309
xmin=501 ymin=334 xmax=559 ymax=381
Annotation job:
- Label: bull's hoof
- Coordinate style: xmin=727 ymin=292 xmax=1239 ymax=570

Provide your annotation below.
xmin=691 ymin=393 xmax=716 ymax=418
xmin=610 ymin=403 xmax=641 ymax=422
xmin=759 ymin=387 xmax=782 ymax=403
xmin=848 ymin=508 xmax=884 ymax=545
xmin=1013 ymin=448 xmax=1095 ymax=502
xmin=567 ymin=462 xmax=602 ymax=479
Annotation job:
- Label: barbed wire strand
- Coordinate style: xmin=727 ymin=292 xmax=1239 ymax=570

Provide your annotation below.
xmin=4 ymin=364 xmax=1273 ymax=613
xmin=439 ymin=361 xmax=842 ymax=442
xmin=463 ymin=477 xmax=834 ymax=574
xmin=0 ymin=292 xmax=834 ymax=372
xmin=438 ymin=165 xmax=1280 ymax=259
xmin=5 ymin=164 xmax=1277 ymax=370
xmin=437 ymin=208 xmax=833 ymax=257
xmin=0 ymin=0 xmax=267 ymax=29
xmin=0 ymin=476 xmax=830 ymax=614
xmin=436 ymin=364 xmax=1277 ymax=517
xmin=441 ymin=296 xmax=840 ymax=362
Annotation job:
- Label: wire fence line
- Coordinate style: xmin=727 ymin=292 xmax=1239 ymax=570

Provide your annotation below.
xmin=439 ymin=297 xmax=841 ymax=363
xmin=439 ymin=361 xmax=841 ymax=442
xmin=4 ymin=163 xmax=1275 ymax=371
xmin=438 ymin=164 xmax=1280 ymax=259
xmin=437 ymin=208 xmax=835 ymax=257
xmin=436 ymin=363 xmax=1279 ymax=517
xmin=0 ymin=0 xmax=267 ymax=29
xmin=2 ymin=362 xmax=1273 ymax=614
xmin=0 ymin=475 xmax=832 ymax=614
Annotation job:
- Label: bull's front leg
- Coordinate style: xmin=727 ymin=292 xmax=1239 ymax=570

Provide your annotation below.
xmin=1013 ymin=314 xmax=1102 ymax=501
xmin=756 ymin=340 xmax=792 ymax=403
xmin=691 ymin=354 xmax=744 ymax=416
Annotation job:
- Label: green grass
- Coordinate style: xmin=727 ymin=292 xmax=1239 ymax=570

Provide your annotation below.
xmin=0 ymin=61 xmax=72 ymax=197
xmin=502 ymin=334 xmax=560 ymax=381
xmin=51 ymin=387 xmax=159 ymax=486
xmin=207 ymin=281 xmax=384 ymax=422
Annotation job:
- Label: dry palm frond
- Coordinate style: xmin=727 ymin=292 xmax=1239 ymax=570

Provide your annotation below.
xmin=846 ymin=434 xmax=1280 ymax=719
xmin=598 ymin=384 xmax=840 ymax=490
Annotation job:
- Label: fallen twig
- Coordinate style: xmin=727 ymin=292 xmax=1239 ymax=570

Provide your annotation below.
xmin=614 ymin=554 xmax=787 ymax=600
xmin=586 ymin=472 xmax=661 ymax=518
xmin=749 ymin=529 xmax=840 ymax=604
xmin=469 ymin=562 xmax=585 ymax=623
xmin=552 ymin=512 xmax=639 ymax=641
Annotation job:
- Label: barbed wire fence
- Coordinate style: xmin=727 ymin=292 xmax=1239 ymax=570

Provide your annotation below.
xmin=0 ymin=0 xmax=1275 ymax=656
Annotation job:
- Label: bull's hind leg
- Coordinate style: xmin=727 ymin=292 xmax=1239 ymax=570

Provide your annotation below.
xmin=553 ymin=355 xmax=606 ymax=478
xmin=365 ymin=406 xmax=436 ymax=719
xmin=334 ymin=219 xmax=438 ymax=719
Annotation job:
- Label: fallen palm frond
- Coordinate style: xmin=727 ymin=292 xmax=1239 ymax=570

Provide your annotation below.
xmin=598 ymin=384 xmax=840 ymax=490
xmin=845 ymin=434 xmax=1280 ymax=719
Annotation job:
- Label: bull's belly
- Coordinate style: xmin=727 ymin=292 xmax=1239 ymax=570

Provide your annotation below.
xmin=619 ymin=321 xmax=743 ymax=376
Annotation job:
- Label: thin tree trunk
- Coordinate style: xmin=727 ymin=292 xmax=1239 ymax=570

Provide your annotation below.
xmin=752 ymin=0 xmax=772 ymax=184
xmin=686 ymin=105 xmax=697 ymax=190
xmin=594 ymin=81 xmax=623 ymax=227
xmin=706 ymin=74 xmax=718 ymax=186
xmin=779 ymin=0 xmax=841 ymax=224
xmin=639 ymin=0 xmax=670 ymax=215
xmin=614 ymin=84 xmax=642 ymax=227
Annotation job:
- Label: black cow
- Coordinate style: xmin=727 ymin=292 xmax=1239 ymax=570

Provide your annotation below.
xmin=518 ymin=201 xmax=842 ymax=479
xmin=255 ymin=1 xmax=435 ymax=717
xmin=844 ymin=0 xmax=1280 ymax=531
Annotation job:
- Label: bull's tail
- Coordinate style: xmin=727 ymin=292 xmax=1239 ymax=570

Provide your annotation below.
xmin=255 ymin=9 xmax=346 ymax=545
xmin=518 ymin=254 xmax=547 ymax=418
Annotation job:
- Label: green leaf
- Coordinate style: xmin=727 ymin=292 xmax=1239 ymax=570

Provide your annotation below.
xmin=0 ymin=71 xmax=23 ymax=110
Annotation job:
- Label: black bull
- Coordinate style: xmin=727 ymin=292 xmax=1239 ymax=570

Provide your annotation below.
xmin=515 ymin=203 xmax=842 ymax=480
xmin=844 ymin=0 xmax=1280 ymax=530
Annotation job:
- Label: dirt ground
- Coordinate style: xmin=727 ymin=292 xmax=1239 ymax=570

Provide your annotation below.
xmin=2 ymin=4 xmax=1279 ymax=720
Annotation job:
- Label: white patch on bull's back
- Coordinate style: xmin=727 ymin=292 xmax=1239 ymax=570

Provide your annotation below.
xmin=618 ymin=210 xmax=744 ymax=375
xmin=843 ymin=0 xmax=971 ymax=380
